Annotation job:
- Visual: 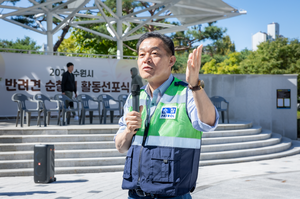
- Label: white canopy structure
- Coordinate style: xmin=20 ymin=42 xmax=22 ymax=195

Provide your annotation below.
xmin=0 ymin=0 xmax=246 ymax=58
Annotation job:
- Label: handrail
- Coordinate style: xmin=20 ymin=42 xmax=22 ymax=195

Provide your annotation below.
xmin=0 ymin=48 xmax=137 ymax=59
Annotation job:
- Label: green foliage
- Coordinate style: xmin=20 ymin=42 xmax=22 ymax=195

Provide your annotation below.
xmin=240 ymin=38 xmax=300 ymax=74
xmin=202 ymin=37 xmax=300 ymax=95
xmin=240 ymin=37 xmax=300 ymax=94
xmin=0 ymin=36 xmax=41 ymax=51
xmin=240 ymin=48 xmax=251 ymax=60
xmin=202 ymin=58 xmax=218 ymax=74
xmin=201 ymin=54 xmax=213 ymax=64
xmin=203 ymin=35 xmax=235 ymax=57
xmin=7 ymin=0 xmax=65 ymax=30
xmin=172 ymin=49 xmax=226 ymax=74
xmin=172 ymin=51 xmax=189 ymax=73
xmin=57 ymin=34 xmax=77 ymax=54
xmin=171 ymin=24 xmax=229 ymax=73
xmin=202 ymin=52 xmax=246 ymax=74
xmin=171 ymin=23 xmax=226 ymax=53
xmin=213 ymin=54 xmax=228 ymax=63
xmin=215 ymin=35 xmax=235 ymax=55
xmin=4 ymin=0 xmax=78 ymax=51
xmin=217 ymin=52 xmax=243 ymax=74
xmin=66 ymin=25 xmax=138 ymax=57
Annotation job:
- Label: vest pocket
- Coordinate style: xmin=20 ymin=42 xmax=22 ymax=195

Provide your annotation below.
xmin=151 ymin=148 xmax=181 ymax=183
xmin=123 ymin=147 xmax=134 ymax=179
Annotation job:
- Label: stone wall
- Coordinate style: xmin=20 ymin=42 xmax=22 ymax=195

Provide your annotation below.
xmin=173 ymin=74 xmax=298 ymax=140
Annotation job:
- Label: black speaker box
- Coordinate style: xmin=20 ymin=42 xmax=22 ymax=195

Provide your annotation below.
xmin=34 ymin=144 xmax=55 ymax=183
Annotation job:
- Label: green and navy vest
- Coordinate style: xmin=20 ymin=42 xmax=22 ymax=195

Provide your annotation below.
xmin=122 ymin=77 xmax=203 ymax=196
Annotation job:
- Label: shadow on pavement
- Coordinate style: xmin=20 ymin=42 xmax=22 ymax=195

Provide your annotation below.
xmin=0 ymin=191 xmax=56 ymax=196
xmin=52 ymin=179 xmax=88 ymax=184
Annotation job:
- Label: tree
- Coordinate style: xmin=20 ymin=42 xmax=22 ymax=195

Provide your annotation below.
xmin=240 ymin=38 xmax=300 ymax=75
xmin=172 ymin=51 xmax=189 ymax=73
xmin=239 ymin=48 xmax=251 ymax=60
xmin=171 ymin=22 xmax=226 ymax=52
xmin=202 ymin=34 xmax=235 ymax=57
xmin=166 ymin=23 xmax=229 ymax=73
xmin=3 ymin=0 xmax=72 ymax=52
xmin=0 ymin=36 xmax=41 ymax=51
xmin=240 ymin=38 xmax=300 ymax=94
xmin=214 ymin=35 xmax=235 ymax=55
xmin=215 ymin=52 xmax=243 ymax=74
xmin=201 ymin=58 xmax=218 ymax=74
xmin=202 ymin=50 xmax=250 ymax=74
xmin=172 ymin=52 xmax=214 ymax=74
xmin=200 ymin=35 xmax=239 ymax=74
xmin=57 ymin=34 xmax=77 ymax=55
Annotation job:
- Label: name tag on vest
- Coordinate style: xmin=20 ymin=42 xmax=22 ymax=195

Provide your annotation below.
xmin=160 ymin=107 xmax=177 ymax=119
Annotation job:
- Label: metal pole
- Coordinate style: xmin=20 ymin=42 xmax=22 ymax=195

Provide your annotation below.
xmin=116 ymin=0 xmax=123 ymax=59
xmin=47 ymin=0 xmax=53 ymax=55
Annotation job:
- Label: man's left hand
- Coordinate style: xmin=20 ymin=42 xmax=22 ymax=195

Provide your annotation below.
xmin=186 ymin=45 xmax=203 ymax=87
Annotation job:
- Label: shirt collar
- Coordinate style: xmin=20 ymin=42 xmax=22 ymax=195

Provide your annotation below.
xmin=145 ymin=74 xmax=174 ymax=97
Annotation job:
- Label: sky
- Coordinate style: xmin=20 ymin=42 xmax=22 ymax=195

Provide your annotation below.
xmin=0 ymin=0 xmax=299 ymax=52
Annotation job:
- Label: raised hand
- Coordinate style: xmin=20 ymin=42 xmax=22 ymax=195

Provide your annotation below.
xmin=186 ymin=45 xmax=203 ymax=87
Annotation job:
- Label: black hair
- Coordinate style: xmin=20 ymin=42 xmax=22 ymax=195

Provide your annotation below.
xmin=67 ymin=62 xmax=74 ymax=67
xmin=136 ymin=32 xmax=174 ymax=56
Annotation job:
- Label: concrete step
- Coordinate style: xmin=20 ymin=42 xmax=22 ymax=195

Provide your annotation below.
xmin=202 ymin=130 xmax=272 ymax=145
xmin=200 ymin=137 xmax=292 ymax=160
xmin=0 ymin=121 xmax=252 ymax=136
xmin=0 ymin=126 xmax=261 ymax=143
xmin=0 ymin=130 xmax=271 ymax=151
xmin=0 ymin=141 xmax=115 ymax=151
xmin=200 ymin=140 xmax=300 ymax=166
xmin=0 ymin=135 xmax=289 ymax=169
xmin=215 ymin=121 xmax=252 ymax=131
xmin=0 ymin=134 xmax=282 ymax=160
xmin=0 ymin=157 xmax=126 ymax=169
xmin=0 ymin=149 xmax=126 ymax=160
xmin=202 ymin=126 xmax=261 ymax=138
xmin=0 ymin=125 xmax=120 ymax=135
xmin=0 ymin=134 xmax=115 ymax=143
xmin=201 ymin=133 xmax=282 ymax=152
xmin=0 ymin=140 xmax=299 ymax=177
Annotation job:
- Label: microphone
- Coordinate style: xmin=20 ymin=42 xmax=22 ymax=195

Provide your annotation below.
xmin=131 ymin=84 xmax=140 ymax=112
xmin=131 ymin=84 xmax=140 ymax=131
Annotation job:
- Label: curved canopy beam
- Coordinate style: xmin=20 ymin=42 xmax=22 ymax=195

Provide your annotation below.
xmin=0 ymin=0 xmax=246 ymax=57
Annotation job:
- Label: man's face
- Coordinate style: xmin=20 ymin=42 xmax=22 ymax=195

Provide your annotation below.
xmin=137 ymin=38 xmax=175 ymax=83
xmin=68 ymin=65 xmax=74 ymax=72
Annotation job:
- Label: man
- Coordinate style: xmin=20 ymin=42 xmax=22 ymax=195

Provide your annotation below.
xmin=130 ymin=67 xmax=144 ymax=88
xmin=61 ymin=62 xmax=79 ymax=120
xmin=115 ymin=32 xmax=219 ymax=199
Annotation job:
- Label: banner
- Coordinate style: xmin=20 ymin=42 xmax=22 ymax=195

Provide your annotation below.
xmin=0 ymin=52 xmax=138 ymax=117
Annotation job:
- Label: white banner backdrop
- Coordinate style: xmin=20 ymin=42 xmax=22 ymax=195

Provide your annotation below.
xmin=0 ymin=53 xmax=138 ymax=117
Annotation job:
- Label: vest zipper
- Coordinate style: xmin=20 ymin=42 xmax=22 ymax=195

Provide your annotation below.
xmin=137 ymin=92 xmax=150 ymax=186
xmin=137 ymin=145 xmax=143 ymax=186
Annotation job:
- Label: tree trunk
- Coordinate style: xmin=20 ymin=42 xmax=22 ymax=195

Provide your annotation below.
xmin=53 ymin=25 xmax=70 ymax=52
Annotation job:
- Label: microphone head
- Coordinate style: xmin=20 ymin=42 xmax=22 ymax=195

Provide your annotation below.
xmin=131 ymin=84 xmax=140 ymax=96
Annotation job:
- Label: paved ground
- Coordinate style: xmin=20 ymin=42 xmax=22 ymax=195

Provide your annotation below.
xmin=0 ymin=153 xmax=300 ymax=199
xmin=1 ymin=118 xmax=300 ymax=198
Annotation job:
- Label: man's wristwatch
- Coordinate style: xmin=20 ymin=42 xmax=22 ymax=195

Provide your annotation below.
xmin=188 ymin=79 xmax=204 ymax=91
